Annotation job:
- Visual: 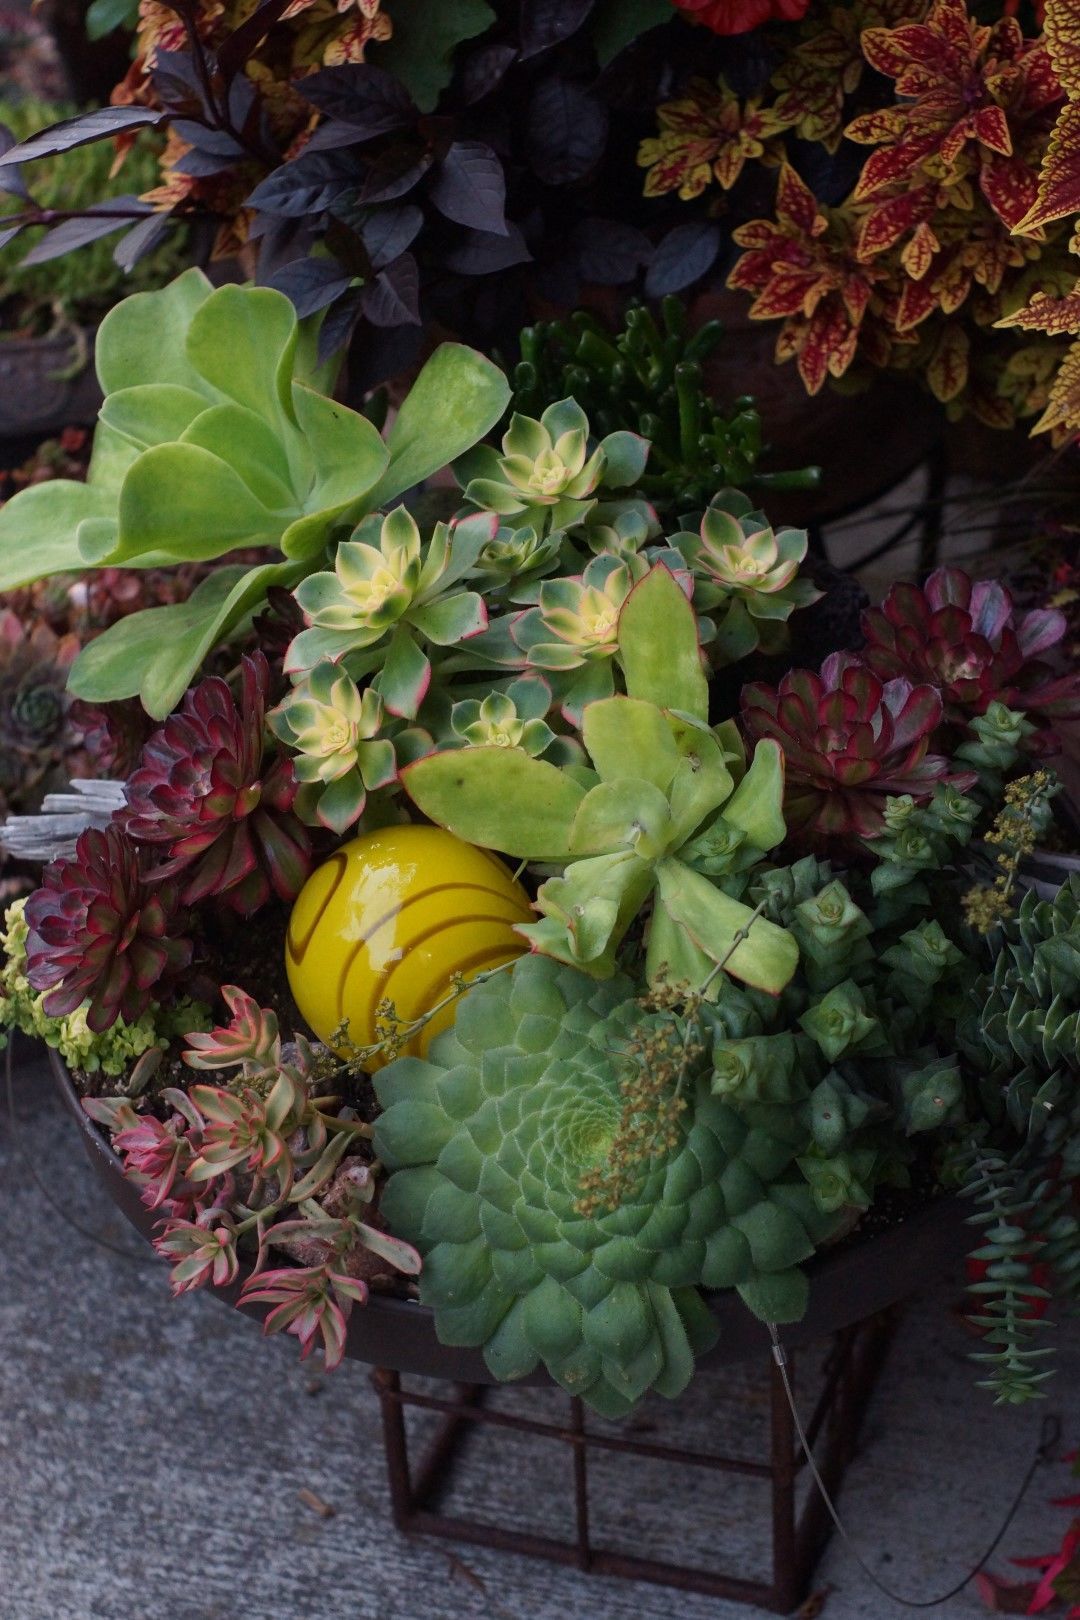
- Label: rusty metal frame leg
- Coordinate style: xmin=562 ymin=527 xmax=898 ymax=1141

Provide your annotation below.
xmin=369 ymin=1309 xmax=897 ymax=1614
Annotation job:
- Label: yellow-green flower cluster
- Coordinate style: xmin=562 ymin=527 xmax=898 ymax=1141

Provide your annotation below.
xmin=0 ymin=900 xmax=207 ymax=1076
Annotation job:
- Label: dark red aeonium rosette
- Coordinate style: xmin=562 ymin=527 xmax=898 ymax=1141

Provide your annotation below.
xmin=741 ymin=651 xmax=976 ymax=840
xmin=24 ymin=823 xmax=192 ymax=1032
xmin=861 ymin=567 xmax=1080 ymax=746
xmin=123 ymin=652 xmax=311 ymax=916
xmin=670 ymin=0 xmax=811 ymax=35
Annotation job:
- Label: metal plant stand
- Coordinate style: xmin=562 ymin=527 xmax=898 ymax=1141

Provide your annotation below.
xmin=372 ymin=1307 xmax=897 ymax=1614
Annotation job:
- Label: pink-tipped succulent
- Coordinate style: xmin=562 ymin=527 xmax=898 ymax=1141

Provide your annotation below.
xmin=239 ymin=1263 xmax=370 ymax=1370
xmin=123 ymin=652 xmax=311 ymax=916
xmin=23 ymin=824 xmax=192 ymax=1032
xmin=741 ymin=652 xmax=975 ymax=840
xmin=861 ymin=568 xmax=1080 ymax=746
xmin=154 ymin=1211 xmax=241 ymax=1295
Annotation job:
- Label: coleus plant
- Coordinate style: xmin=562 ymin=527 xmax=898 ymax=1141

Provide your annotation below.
xmin=0 ymin=272 xmax=510 ymax=717
xmin=404 ymin=563 xmax=798 ymax=989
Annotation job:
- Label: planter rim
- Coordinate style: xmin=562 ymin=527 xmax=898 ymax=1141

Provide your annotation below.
xmin=50 ymin=1048 xmax=972 ymax=1384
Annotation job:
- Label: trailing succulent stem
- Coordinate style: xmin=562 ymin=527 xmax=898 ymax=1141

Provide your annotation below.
xmin=963 ymin=1145 xmax=1056 ymax=1404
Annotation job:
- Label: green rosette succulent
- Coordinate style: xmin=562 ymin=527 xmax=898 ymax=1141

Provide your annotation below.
xmin=671 ymin=500 xmax=820 ymax=665
xmin=285 ymin=508 xmax=495 ymax=719
xmin=450 ymin=678 xmax=556 ymax=757
xmin=267 ymin=664 xmax=397 ymax=834
xmin=374 ymin=956 xmax=835 ymax=1417
xmin=459 ymin=399 xmax=649 ymax=535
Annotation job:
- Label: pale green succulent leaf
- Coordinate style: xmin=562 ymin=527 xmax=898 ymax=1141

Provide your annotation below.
xmin=581 ymin=696 xmax=679 ymax=792
xmin=289 ymin=381 xmax=390 ymax=511
xmin=600 ymin=430 xmax=650 ymax=488
xmin=184 ymin=282 xmax=299 ymax=426
xmin=617 ymin=564 xmax=707 ymax=719
xmin=654 ymin=859 xmax=799 ymax=994
xmin=722 ymin=739 xmax=787 ymax=852
xmin=99 ymin=442 xmax=285 ymax=565
xmin=0 ymin=480 xmax=115 ymax=589
xmin=403 ymin=747 xmax=584 ymax=858
xmin=570 ymin=779 xmax=672 ymax=858
xmin=736 ymin=1268 xmax=810 ymax=1324
xmin=370 ymin=344 xmax=511 ymax=509
xmin=94 ymin=265 xmax=214 ymax=393
xmin=179 ymin=403 xmax=297 ymax=512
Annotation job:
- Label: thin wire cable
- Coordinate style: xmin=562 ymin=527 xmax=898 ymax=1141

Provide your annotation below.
xmin=5 ymin=1040 xmax=157 ymax=1266
xmin=768 ymin=1324 xmax=1061 ymax=1609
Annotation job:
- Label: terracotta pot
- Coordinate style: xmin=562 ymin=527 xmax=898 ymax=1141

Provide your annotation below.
xmin=50 ymin=1050 xmax=971 ymax=1382
xmin=0 ymin=329 xmax=102 ymax=442
xmin=689 ymin=291 xmax=944 ymax=527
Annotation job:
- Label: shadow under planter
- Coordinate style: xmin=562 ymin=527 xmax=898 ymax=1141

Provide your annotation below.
xmin=50 ymin=1050 xmax=972 ymax=1613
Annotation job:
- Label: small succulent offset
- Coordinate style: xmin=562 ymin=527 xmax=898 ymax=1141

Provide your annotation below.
xmin=0 ymin=609 xmax=81 ymax=817
xmin=406 ymin=566 xmax=797 ymax=990
xmin=862 ymin=568 xmax=1080 ymax=748
xmin=0 ymin=273 xmax=509 ymax=716
xmin=123 ymin=654 xmax=311 ymax=916
xmin=269 ymin=665 xmax=397 ymax=835
xmin=741 ymin=653 xmax=976 ymax=842
xmin=23 ymin=824 xmax=192 ymax=1033
xmin=375 ymin=956 xmax=836 ymax=1418
xmin=458 ymin=400 xmax=649 ymax=536
xmin=671 ymin=500 xmax=820 ymax=665
xmin=449 ymin=678 xmax=556 ymax=759
xmin=285 ymin=509 xmax=494 ymax=720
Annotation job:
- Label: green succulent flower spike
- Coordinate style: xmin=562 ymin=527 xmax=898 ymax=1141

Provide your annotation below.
xmin=268 ymin=664 xmax=396 ymax=835
xmin=673 ymin=502 xmax=821 ymax=665
xmin=459 ymin=398 xmax=650 ymax=534
xmin=0 ymin=271 xmax=510 ymax=717
xmin=405 ymin=564 xmax=797 ymax=993
xmin=374 ymin=956 xmax=837 ymax=1418
xmin=286 ymin=508 xmax=496 ymax=720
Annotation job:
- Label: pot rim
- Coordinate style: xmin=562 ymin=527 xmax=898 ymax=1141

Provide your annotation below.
xmin=49 ymin=1047 xmax=972 ymax=1381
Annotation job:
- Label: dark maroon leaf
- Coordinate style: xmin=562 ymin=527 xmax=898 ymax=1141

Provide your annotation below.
xmin=527 ymin=77 xmax=608 ymax=185
xmin=172 ymin=120 xmax=246 ymax=158
xmin=359 ymin=148 xmax=433 ymax=205
xmin=0 ymin=223 xmax=23 ymax=253
xmin=644 ymin=220 xmax=720 ymax=296
xmin=445 ymin=220 xmax=532 ymax=275
xmin=217 ymin=0 xmax=292 ymax=79
xmin=266 ymin=256 xmax=353 ymax=319
xmin=0 ymin=106 xmax=165 ymax=169
xmin=520 ymin=0 xmax=596 ymax=59
xmin=303 ymin=120 xmax=383 ymax=155
xmin=346 ymin=318 xmax=423 ymax=390
xmin=298 ymin=65 xmax=416 ymax=135
xmin=150 ymin=48 xmax=208 ymax=113
xmin=461 ymin=43 xmax=518 ymax=104
xmin=362 ymin=253 xmax=421 ymax=326
xmin=317 ymin=288 xmax=364 ymax=363
xmin=173 ymin=146 xmax=241 ymax=178
xmin=247 ymin=152 xmax=357 ymax=218
xmin=429 ymin=141 xmax=507 ymax=235
xmin=114 ymin=210 xmax=175 ymax=273
xmin=357 ymin=204 xmax=424 ymax=270
xmin=21 ymin=198 xmax=151 ymax=266
xmin=572 ymin=217 xmax=652 ymax=285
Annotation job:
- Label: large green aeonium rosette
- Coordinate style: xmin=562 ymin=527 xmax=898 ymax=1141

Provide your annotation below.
xmin=374 ymin=955 xmax=838 ymax=1418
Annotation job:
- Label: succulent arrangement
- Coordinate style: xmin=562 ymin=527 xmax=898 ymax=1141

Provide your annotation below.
xmin=0 ymin=264 xmax=1076 ymax=1432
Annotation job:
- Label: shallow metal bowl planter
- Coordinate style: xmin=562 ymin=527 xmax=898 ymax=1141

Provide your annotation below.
xmin=50 ymin=1048 xmax=972 ymax=1612
xmin=0 ymin=329 xmax=101 ymax=444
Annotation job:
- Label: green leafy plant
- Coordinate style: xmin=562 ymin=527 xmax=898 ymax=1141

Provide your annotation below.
xmin=404 ymin=564 xmax=797 ymax=988
xmin=0 ymin=271 xmax=510 ymax=716
xmin=374 ymin=953 xmax=836 ymax=1417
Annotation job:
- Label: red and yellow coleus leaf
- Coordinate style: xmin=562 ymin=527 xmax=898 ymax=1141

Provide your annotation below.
xmin=729 ymin=165 xmax=889 ymax=394
xmin=1032 ymin=334 xmax=1080 ymax=438
xmin=1015 ymin=101 xmax=1080 ymax=232
xmin=1044 ymin=0 xmax=1080 ymax=100
xmin=769 ymin=0 xmax=929 ymax=151
xmin=846 ymin=0 xmax=1062 ymax=228
xmin=638 ymin=78 xmax=792 ymax=198
xmin=926 ymin=323 xmax=970 ymax=400
xmin=998 ymin=279 xmax=1080 ymax=333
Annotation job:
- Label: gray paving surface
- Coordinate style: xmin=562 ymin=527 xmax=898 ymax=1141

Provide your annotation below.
xmin=2 ymin=1045 xmax=1078 ymax=1620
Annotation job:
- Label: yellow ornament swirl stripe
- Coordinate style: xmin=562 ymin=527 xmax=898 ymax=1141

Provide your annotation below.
xmin=286 ymin=826 xmax=532 ymax=1068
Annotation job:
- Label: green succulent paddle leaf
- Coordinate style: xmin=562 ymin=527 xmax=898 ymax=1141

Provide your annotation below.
xmin=0 ymin=270 xmax=510 ymax=713
xmin=374 ymin=956 xmax=834 ymax=1416
xmin=405 ymin=684 xmax=795 ymax=991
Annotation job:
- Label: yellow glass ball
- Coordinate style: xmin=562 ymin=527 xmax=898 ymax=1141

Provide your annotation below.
xmin=286 ymin=824 xmax=532 ymax=1069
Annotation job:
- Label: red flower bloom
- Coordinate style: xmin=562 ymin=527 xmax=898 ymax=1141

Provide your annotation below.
xmin=670 ymin=0 xmax=810 ymax=36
